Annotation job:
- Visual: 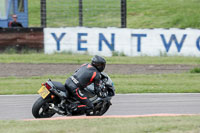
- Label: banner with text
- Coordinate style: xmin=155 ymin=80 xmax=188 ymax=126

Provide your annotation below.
xmin=44 ymin=27 xmax=200 ymax=56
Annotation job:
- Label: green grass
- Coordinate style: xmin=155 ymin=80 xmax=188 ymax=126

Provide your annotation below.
xmin=1 ymin=53 xmax=200 ymax=64
xmin=127 ymin=0 xmax=200 ymax=28
xmin=0 ymin=75 xmax=69 ymax=95
xmin=190 ymin=67 xmax=200 ymax=73
xmin=0 ymin=116 xmax=200 ymax=133
xmin=1 ymin=73 xmax=200 ymax=95
xmin=28 ymin=0 xmax=200 ymax=28
xmin=113 ymin=73 xmax=200 ymax=93
xmin=28 ymin=0 xmax=41 ymax=27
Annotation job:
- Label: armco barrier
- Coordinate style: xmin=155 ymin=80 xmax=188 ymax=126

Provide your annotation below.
xmin=0 ymin=28 xmax=43 ymax=52
xmin=44 ymin=27 xmax=200 ymax=56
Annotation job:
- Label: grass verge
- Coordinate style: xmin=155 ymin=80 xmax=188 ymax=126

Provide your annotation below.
xmin=190 ymin=67 xmax=200 ymax=73
xmin=0 ymin=73 xmax=200 ymax=95
xmin=28 ymin=0 xmax=200 ymax=28
xmin=0 ymin=116 xmax=200 ymax=133
xmin=1 ymin=53 xmax=200 ymax=64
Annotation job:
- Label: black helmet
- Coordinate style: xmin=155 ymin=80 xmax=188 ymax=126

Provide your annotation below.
xmin=91 ymin=55 xmax=106 ymax=72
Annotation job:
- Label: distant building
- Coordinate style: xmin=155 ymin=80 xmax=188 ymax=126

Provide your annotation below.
xmin=0 ymin=0 xmax=28 ymax=27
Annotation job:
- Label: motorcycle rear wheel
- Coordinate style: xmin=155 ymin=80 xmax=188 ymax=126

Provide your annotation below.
xmin=32 ymin=97 xmax=56 ymax=118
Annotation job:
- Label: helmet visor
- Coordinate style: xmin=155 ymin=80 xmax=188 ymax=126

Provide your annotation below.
xmin=96 ymin=63 xmax=105 ymax=72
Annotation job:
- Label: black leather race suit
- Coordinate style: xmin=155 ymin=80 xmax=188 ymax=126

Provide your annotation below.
xmin=65 ymin=63 xmax=101 ymax=111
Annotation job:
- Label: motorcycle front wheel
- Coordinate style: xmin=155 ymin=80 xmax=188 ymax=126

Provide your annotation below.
xmin=86 ymin=102 xmax=111 ymax=116
xmin=32 ymin=97 xmax=56 ymax=118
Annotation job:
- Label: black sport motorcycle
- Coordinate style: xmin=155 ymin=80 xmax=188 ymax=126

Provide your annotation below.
xmin=32 ymin=72 xmax=115 ymax=118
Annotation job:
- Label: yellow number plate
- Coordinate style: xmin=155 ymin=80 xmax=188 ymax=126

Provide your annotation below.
xmin=38 ymin=86 xmax=50 ymax=99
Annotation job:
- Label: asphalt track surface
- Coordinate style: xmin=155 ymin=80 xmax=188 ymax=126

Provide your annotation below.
xmin=0 ymin=93 xmax=200 ymax=120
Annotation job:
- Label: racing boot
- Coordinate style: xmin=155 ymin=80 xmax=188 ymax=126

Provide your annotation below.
xmin=66 ymin=103 xmax=78 ymax=116
xmin=85 ymin=109 xmax=94 ymax=115
xmin=85 ymin=106 xmax=94 ymax=116
xmin=65 ymin=108 xmax=72 ymax=116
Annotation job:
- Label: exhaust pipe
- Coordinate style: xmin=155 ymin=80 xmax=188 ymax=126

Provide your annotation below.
xmin=49 ymin=104 xmax=65 ymax=115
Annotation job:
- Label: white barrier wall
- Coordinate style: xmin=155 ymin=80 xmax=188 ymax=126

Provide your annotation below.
xmin=44 ymin=27 xmax=200 ymax=56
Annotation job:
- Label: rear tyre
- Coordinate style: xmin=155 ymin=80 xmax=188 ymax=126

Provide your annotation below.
xmin=32 ymin=97 xmax=56 ymax=118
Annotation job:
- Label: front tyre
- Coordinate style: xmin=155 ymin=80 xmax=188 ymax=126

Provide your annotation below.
xmin=32 ymin=97 xmax=55 ymax=118
xmin=87 ymin=102 xmax=111 ymax=116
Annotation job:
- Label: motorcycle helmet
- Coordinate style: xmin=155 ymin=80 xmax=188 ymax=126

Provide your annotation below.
xmin=91 ymin=55 xmax=106 ymax=72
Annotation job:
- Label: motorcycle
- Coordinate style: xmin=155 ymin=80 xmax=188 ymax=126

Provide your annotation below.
xmin=32 ymin=72 xmax=115 ymax=118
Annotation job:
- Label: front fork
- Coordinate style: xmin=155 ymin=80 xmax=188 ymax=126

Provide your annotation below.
xmin=92 ymin=96 xmax=112 ymax=104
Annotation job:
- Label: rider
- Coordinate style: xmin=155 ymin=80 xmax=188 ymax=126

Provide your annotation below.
xmin=65 ymin=55 xmax=106 ymax=115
